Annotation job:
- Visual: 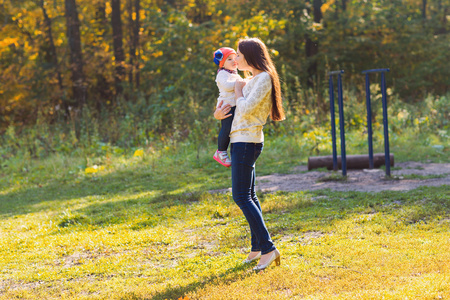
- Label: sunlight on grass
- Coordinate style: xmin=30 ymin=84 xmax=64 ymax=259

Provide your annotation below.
xmin=0 ymin=122 xmax=448 ymax=299
xmin=1 ymin=184 xmax=449 ymax=299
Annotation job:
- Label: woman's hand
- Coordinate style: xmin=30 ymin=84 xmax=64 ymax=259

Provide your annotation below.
xmin=235 ymin=80 xmax=246 ymax=100
xmin=235 ymin=80 xmax=246 ymax=91
xmin=214 ymin=100 xmax=232 ymax=120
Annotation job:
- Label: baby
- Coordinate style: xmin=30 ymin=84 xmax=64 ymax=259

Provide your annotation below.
xmin=212 ymin=47 xmax=242 ymax=167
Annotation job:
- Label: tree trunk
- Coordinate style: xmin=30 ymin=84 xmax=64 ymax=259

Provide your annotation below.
xmin=64 ymin=0 xmax=86 ymax=107
xmin=342 ymin=0 xmax=347 ymax=11
xmin=127 ymin=0 xmax=134 ymax=87
xmin=127 ymin=0 xmax=140 ymax=89
xmin=111 ymin=0 xmax=125 ymax=98
xmin=39 ymin=0 xmax=64 ymax=92
xmin=94 ymin=0 xmax=112 ymax=110
xmin=422 ymin=0 xmax=427 ymax=19
xmin=305 ymin=0 xmax=322 ymax=88
xmin=134 ymin=0 xmax=140 ymax=88
xmin=40 ymin=0 xmax=70 ymax=115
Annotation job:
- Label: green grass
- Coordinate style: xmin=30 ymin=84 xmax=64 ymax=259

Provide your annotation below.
xmin=386 ymin=174 xmax=448 ymax=180
xmin=316 ymin=172 xmax=348 ymax=182
xmin=0 ymin=127 xmax=449 ymax=299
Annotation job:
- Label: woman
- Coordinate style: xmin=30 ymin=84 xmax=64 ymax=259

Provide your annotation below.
xmin=214 ymin=37 xmax=285 ymax=271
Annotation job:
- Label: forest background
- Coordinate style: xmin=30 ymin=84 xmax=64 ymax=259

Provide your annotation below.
xmin=0 ymin=1 xmax=449 ymax=298
xmin=0 ymin=0 xmax=449 ymax=160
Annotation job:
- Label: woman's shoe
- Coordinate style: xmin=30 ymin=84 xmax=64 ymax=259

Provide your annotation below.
xmin=243 ymin=252 xmax=261 ymax=264
xmin=253 ymin=249 xmax=280 ymax=271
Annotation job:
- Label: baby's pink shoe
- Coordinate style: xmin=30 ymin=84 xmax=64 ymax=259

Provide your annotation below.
xmin=213 ymin=150 xmax=232 ymax=168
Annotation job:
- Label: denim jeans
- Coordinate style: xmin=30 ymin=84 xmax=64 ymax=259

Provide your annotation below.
xmin=218 ymin=106 xmax=236 ymax=151
xmin=230 ymin=142 xmax=276 ymax=255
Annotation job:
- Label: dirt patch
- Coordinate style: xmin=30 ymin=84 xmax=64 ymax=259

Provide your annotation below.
xmin=211 ymin=162 xmax=449 ymax=193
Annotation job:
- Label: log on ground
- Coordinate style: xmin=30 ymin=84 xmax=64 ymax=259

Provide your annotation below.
xmin=308 ymin=153 xmax=394 ymax=171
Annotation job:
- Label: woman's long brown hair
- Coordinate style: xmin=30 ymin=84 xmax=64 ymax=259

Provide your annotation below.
xmin=238 ymin=38 xmax=285 ymax=121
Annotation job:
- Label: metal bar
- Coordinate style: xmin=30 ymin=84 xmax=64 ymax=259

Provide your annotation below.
xmin=365 ymin=73 xmax=374 ymax=169
xmin=362 ymin=68 xmax=390 ymax=74
xmin=329 ymin=75 xmax=338 ymax=171
xmin=337 ymin=73 xmax=347 ymax=176
xmin=381 ymin=72 xmax=391 ymax=177
xmin=328 ymin=70 xmax=345 ymax=75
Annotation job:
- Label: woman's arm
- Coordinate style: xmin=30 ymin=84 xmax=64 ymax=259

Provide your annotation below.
xmin=214 ymin=100 xmax=232 ymax=120
xmin=235 ymin=73 xmax=271 ymax=115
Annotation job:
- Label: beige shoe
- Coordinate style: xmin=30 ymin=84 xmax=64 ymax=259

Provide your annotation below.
xmin=253 ymin=249 xmax=280 ymax=271
xmin=243 ymin=252 xmax=261 ymax=264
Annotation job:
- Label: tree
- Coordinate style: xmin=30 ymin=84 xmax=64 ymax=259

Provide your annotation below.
xmin=93 ymin=0 xmax=113 ymax=109
xmin=133 ymin=0 xmax=140 ymax=88
xmin=111 ymin=0 xmax=125 ymax=97
xmin=422 ymin=0 xmax=427 ymax=19
xmin=127 ymin=0 xmax=140 ymax=89
xmin=38 ymin=0 xmax=67 ymax=114
xmin=305 ymin=0 xmax=322 ymax=88
xmin=64 ymin=0 xmax=86 ymax=107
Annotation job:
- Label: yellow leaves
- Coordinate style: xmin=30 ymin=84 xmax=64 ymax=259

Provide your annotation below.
xmin=132 ymin=12 xmax=137 ymax=21
xmin=85 ymin=165 xmax=105 ymax=174
xmin=0 ymin=37 xmax=19 ymax=48
xmin=133 ymin=149 xmax=144 ymax=157
xmin=152 ymin=51 xmax=163 ymax=58
xmin=29 ymin=53 xmax=38 ymax=61
xmin=414 ymin=117 xmax=429 ymax=126
xmin=105 ymin=2 xmax=112 ymax=15
xmin=321 ymin=0 xmax=335 ymax=14
xmin=312 ymin=22 xmax=323 ymax=31
xmin=139 ymin=9 xmax=146 ymax=20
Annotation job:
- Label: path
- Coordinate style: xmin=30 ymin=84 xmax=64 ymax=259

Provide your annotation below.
xmin=211 ymin=162 xmax=449 ymax=193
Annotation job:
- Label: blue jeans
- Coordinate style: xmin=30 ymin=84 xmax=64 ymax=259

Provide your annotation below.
xmin=230 ymin=142 xmax=276 ymax=255
xmin=218 ymin=106 xmax=236 ymax=151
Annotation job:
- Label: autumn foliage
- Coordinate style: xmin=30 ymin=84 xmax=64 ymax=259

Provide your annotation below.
xmin=0 ymin=0 xmax=448 ymax=133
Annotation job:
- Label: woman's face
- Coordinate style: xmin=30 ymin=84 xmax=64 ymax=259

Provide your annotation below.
xmin=222 ymin=53 xmax=237 ymax=71
xmin=236 ymin=48 xmax=250 ymax=71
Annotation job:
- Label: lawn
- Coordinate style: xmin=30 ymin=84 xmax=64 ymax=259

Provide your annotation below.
xmin=0 ymin=130 xmax=449 ymax=299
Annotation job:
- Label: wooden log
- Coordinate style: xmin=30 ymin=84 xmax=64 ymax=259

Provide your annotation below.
xmin=308 ymin=153 xmax=394 ymax=171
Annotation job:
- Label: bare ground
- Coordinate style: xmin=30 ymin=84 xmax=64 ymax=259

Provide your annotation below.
xmin=211 ymin=162 xmax=450 ymax=193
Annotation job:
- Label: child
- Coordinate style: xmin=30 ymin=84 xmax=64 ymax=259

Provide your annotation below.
xmin=213 ymin=47 xmax=242 ymax=168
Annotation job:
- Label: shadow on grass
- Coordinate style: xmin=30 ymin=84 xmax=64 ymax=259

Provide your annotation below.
xmin=0 ymin=163 xmax=230 ymax=219
xmin=124 ymin=262 xmax=256 ymax=300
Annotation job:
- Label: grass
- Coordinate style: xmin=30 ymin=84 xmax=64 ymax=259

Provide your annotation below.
xmin=0 ymin=127 xmax=449 ymax=299
xmin=316 ymin=172 xmax=348 ymax=182
xmin=386 ymin=174 xmax=448 ymax=180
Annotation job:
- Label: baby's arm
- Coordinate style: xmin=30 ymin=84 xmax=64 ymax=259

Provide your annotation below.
xmin=217 ymin=71 xmax=238 ymax=92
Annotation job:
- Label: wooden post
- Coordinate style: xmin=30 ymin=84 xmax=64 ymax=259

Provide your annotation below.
xmin=308 ymin=153 xmax=394 ymax=171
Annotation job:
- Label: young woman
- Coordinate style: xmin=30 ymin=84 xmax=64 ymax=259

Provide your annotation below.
xmin=214 ymin=37 xmax=285 ymax=271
